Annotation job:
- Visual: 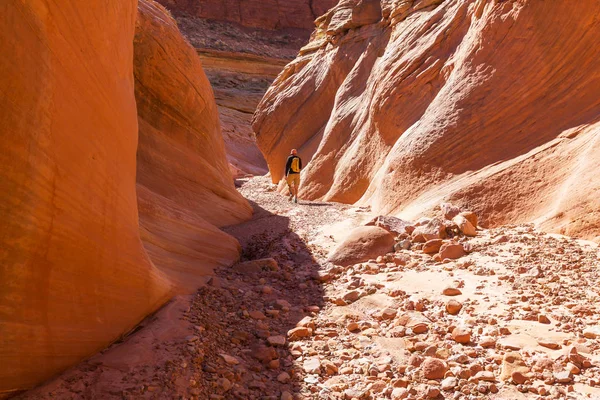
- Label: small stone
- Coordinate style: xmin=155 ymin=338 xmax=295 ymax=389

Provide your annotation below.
xmin=303 ymin=357 xmax=321 ymax=374
xmin=473 ymin=371 xmax=496 ymax=382
xmin=411 ymin=322 xmax=428 ymax=334
xmin=554 ymin=371 xmax=573 ymax=383
xmin=249 ymin=310 xmax=266 ymax=320
xmin=391 ymin=387 xmax=408 ymax=399
xmin=275 ymin=299 xmax=291 ymax=310
xmin=423 ymin=239 xmax=443 ymax=254
xmin=453 ymin=215 xmax=476 ymax=236
xmin=379 ymin=307 xmax=397 ymax=320
xmin=288 ymin=327 xmax=311 ymax=340
xmin=460 ymin=211 xmax=478 ymax=228
xmin=422 ymin=357 xmax=448 ymax=379
xmin=267 ymin=335 xmax=286 ymax=346
xmin=583 ymin=327 xmax=599 ymax=339
xmin=322 ymin=360 xmax=338 ymax=375
xmin=347 ymin=321 xmax=360 ymax=332
xmin=452 ymin=326 xmax=471 ymax=344
xmin=511 ymin=371 xmax=528 ymax=384
xmin=217 ymin=377 xmax=232 ymax=392
xmin=219 ymin=354 xmax=239 ymax=365
xmin=343 ymin=290 xmax=360 ymax=302
xmin=538 ymin=314 xmax=551 ymax=324
xmin=277 ymin=372 xmax=290 ymax=383
xmin=439 ymin=243 xmax=466 ymax=259
xmin=426 ymin=387 xmax=440 ymax=398
xmin=262 ymin=285 xmax=273 ymax=294
xmin=479 ymin=336 xmax=496 ymax=348
xmin=443 ymin=287 xmax=462 ymax=296
xmin=281 ymin=391 xmax=293 ymax=400
xmin=441 ymin=377 xmax=458 ymax=390
xmin=446 ymin=299 xmax=462 ymax=315
xmin=537 ymin=339 xmax=561 ymax=350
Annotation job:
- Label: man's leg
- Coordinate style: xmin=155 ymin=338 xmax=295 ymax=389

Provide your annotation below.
xmin=293 ymin=175 xmax=300 ymax=202
xmin=286 ymin=175 xmax=294 ymax=200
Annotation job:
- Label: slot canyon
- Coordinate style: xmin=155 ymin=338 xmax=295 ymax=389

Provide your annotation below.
xmin=1 ymin=1 xmax=599 ymax=399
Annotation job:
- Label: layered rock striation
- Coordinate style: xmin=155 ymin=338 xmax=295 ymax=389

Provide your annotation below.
xmin=156 ymin=0 xmax=338 ymax=30
xmin=253 ymin=0 xmax=600 ymax=241
xmin=0 ymin=0 xmax=250 ymax=395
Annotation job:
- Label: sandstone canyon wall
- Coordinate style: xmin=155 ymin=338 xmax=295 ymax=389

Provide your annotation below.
xmin=0 ymin=0 xmax=170 ymax=395
xmin=253 ymin=0 xmax=600 ymax=241
xmin=135 ymin=0 xmax=252 ymax=291
xmin=156 ymin=0 xmax=337 ymax=30
xmin=0 ymin=0 xmax=250 ymax=395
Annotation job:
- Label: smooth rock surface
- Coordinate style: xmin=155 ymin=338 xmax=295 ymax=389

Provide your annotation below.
xmin=254 ymin=0 xmax=600 ymax=241
xmin=0 ymin=0 xmax=171 ymax=394
xmin=328 ymin=226 xmax=395 ymax=266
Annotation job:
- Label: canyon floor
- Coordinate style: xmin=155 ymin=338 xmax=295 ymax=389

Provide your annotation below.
xmin=20 ymin=176 xmax=600 ymax=400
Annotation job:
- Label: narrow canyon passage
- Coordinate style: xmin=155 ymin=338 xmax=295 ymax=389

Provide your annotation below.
xmin=3 ymin=1 xmax=600 ymax=399
xmin=19 ymin=177 xmax=600 ymax=400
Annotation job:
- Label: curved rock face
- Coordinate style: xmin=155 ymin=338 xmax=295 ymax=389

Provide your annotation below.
xmin=156 ymin=0 xmax=338 ymax=30
xmin=135 ymin=0 xmax=252 ymax=291
xmin=0 ymin=1 xmax=171 ymax=395
xmin=254 ymin=0 xmax=600 ymax=241
xmin=0 ymin=0 xmax=251 ymax=395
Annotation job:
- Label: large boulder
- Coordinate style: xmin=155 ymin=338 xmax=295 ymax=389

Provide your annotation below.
xmin=254 ymin=0 xmax=600 ymax=241
xmin=328 ymin=226 xmax=395 ymax=266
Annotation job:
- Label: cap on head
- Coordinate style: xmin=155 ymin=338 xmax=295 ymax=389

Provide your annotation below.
xmin=291 ymin=149 xmax=298 ymax=155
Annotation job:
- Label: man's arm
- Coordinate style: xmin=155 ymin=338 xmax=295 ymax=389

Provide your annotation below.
xmin=299 ymin=158 xmax=303 ymax=171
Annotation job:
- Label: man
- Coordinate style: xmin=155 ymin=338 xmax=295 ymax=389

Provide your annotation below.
xmin=285 ymin=149 xmax=302 ymax=203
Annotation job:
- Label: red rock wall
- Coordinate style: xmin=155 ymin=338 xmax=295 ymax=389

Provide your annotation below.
xmin=135 ymin=0 xmax=252 ymax=291
xmin=0 ymin=0 xmax=252 ymax=395
xmin=0 ymin=1 xmax=171 ymax=395
xmin=253 ymin=0 xmax=600 ymax=241
xmin=156 ymin=0 xmax=338 ymax=30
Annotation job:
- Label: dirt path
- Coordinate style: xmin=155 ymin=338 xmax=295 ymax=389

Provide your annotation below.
xmin=19 ymin=176 xmax=600 ymax=400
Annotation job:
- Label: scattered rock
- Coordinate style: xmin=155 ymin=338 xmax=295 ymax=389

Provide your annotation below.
xmin=452 ymin=326 xmax=471 ymax=344
xmin=423 ymin=239 xmax=443 ymax=254
xmin=421 ymin=357 xmax=448 ymax=379
xmin=439 ymin=242 xmax=466 ymax=260
xmin=303 ymin=357 xmax=321 ymax=374
xmin=445 ymin=299 xmax=462 ymax=314
xmin=442 ymin=287 xmax=462 ymax=296
xmin=453 ymin=215 xmax=477 ymax=237
xmin=219 ymin=354 xmax=240 ymax=365
xmin=267 ymin=335 xmax=286 ymax=346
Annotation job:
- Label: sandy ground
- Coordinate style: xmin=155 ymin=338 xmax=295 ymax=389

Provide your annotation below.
xmin=17 ymin=176 xmax=600 ymax=400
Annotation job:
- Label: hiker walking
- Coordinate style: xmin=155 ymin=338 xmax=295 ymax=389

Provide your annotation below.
xmin=285 ymin=149 xmax=302 ymax=203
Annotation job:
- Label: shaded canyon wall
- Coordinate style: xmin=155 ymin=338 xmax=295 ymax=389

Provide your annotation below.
xmin=0 ymin=0 xmax=250 ymax=395
xmin=253 ymin=0 xmax=600 ymax=241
